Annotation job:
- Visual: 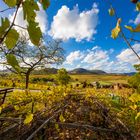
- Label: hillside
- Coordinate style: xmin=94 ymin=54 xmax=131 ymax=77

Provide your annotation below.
xmin=69 ymin=68 xmax=106 ymax=74
xmin=0 ymin=67 xmax=135 ymax=76
xmin=32 ymin=68 xmax=58 ymax=74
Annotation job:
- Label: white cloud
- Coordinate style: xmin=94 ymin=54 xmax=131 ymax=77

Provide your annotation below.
xmin=117 ymin=44 xmax=140 ymax=64
xmin=109 ymin=48 xmax=114 ymax=54
xmin=65 ymin=50 xmax=84 ymax=64
xmin=82 ymin=50 xmax=109 ymax=64
xmin=91 ymin=45 xmax=99 ymax=50
xmin=9 ymin=3 xmax=47 ymax=34
xmin=64 ymin=46 xmax=111 ymax=71
xmin=63 ymin=45 xmax=139 ymax=73
xmin=49 ymin=3 xmax=99 ymax=41
xmin=129 ymin=13 xmax=140 ymax=25
xmin=134 ymin=13 xmax=140 ymax=25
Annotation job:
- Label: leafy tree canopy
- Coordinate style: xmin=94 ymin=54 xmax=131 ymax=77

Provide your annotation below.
xmin=56 ymin=68 xmax=71 ymax=86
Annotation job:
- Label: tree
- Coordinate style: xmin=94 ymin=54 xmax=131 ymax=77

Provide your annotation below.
xmin=128 ymin=73 xmax=140 ymax=93
xmin=0 ymin=35 xmax=64 ymax=89
xmin=134 ymin=64 xmax=140 ymax=72
xmin=128 ymin=64 xmax=140 ymax=93
xmin=0 ymin=0 xmax=50 ymax=72
xmin=56 ymin=68 xmax=71 ymax=86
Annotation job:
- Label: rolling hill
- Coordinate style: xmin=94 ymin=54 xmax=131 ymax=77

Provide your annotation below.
xmin=69 ymin=68 xmax=106 ymax=74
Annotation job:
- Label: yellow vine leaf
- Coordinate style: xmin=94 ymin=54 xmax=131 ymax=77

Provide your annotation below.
xmin=111 ymin=18 xmax=121 ymax=39
xmin=129 ymin=93 xmax=140 ymax=103
xmin=108 ymin=8 xmax=115 ymax=16
xmin=0 ymin=104 xmax=8 ymax=114
xmin=55 ymin=124 xmax=60 ymax=132
xmin=125 ymin=25 xmax=133 ymax=32
xmin=130 ymin=104 xmax=137 ymax=110
xmin=125 ymin=24 xmax=140 ymax=32
xmin=111 ymin=26 xmax=120 ymax=39
xmin=134 ymin=24 xmax=140 ymax=32
xmin=14 ymin=105 xmax=20 ymax=111
xmin=59 ymin=114 xmax=65 ymax=122
xmin=24 ymin=113 xmax=33 ymax=124
xmin=136 ymin=2 xmax=140 ymax=11
xmin=0 ymin=106 xmax=2 ymax=114
xmin=135 ymin=112 xmax=140 ymax=120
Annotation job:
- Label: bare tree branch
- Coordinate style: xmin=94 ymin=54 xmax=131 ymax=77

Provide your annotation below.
xmin=13 ymin=24 xmax=27 ymax=30
xmin=0 ymin=7 xmax=14 ymax=13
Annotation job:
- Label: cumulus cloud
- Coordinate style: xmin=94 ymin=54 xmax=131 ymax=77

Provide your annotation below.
xmin=65 ymin=50 xmax=84 ymax=64
xmin=64 ymin=46 xmax=110 ymax=71
xmin=63 ymin=45 xmax=139 ymax=73
xmin=117 ymin=44 xmax=140 ymax=64
xmin=9 ymin=3 xmax=48 ymax=34
xmin=82 ymin=50 xmax=109 ymax=64
xmin=49 ymin=3 xmax=99 ymax=41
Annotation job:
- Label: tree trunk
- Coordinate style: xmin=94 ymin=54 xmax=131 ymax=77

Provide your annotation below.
xmin=25 ymin=73 xmax=30 ymax=89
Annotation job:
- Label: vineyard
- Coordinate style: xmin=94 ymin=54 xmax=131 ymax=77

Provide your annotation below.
xmin=0 ymin=83 xmax=140 ymax=139
xmin=0 ymin=74 xmax=129 ymax=90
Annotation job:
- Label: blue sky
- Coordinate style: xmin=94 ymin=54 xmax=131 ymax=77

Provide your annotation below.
xmin=0 ymin=0 xmax=140 ymax=73
xmin=47 ymin=0 xmax=140 ymax=72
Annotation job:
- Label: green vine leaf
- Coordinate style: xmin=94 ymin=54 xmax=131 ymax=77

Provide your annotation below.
xmin=22 ymin=0 xmax=39 ymax=22
xmin=6 ymin=54 xmax=21 ymax=73
xmin=27 ymin=21 xmax=42 ymax=46
xmin=5 ymin=29 xmax=19 ymax=49
xmin=4 ymin=0 xmax=17 ymax=7
xmin=0 ymin=18 xmax=10 ymax=38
